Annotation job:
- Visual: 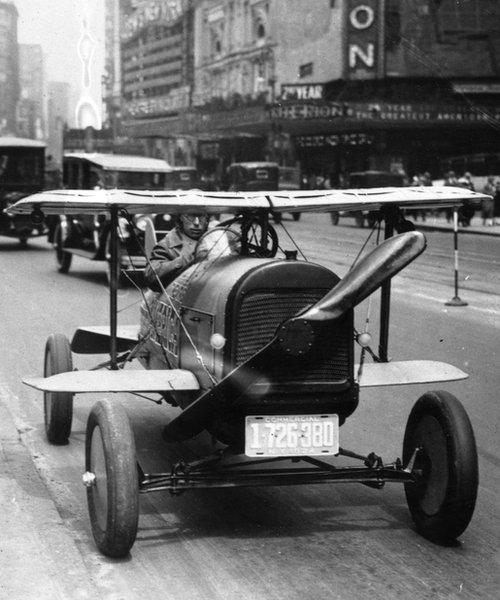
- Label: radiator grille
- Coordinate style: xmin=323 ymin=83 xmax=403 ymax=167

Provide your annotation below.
xmin=234 ymin=290 xmax=351 ymax=382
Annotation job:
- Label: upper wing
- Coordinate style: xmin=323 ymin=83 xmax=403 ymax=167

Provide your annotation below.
xmin=5 ymin=186 xmax=489 ymax=216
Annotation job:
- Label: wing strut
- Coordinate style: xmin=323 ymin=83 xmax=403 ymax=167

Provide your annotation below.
xmin=109 ymin=206 xmax=119 ymax=369
xmin=378 ymin=210 xmax=394 ymax=362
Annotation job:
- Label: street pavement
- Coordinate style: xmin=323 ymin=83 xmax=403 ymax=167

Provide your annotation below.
xmin=0 ymin=215 xmax=498 ymax=599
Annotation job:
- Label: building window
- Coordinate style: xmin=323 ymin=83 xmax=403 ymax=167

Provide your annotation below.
xmin=299 ymin=62 xmax=313 ymax=78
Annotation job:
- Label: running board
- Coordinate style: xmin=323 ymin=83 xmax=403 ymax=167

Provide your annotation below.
xmin=23 ymin=369 xmax=200 ymax=393
xmin=355 ymin=360 xmax=468 ymax=387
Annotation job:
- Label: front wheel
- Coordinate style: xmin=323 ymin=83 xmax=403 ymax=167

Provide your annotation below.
xmin=85 ymin=399 xmax=139 ymax=558
xmin=44 ymin=333 xmax=73 ymax=444
xmin=403 ymin=391 xmax=478 ymax=542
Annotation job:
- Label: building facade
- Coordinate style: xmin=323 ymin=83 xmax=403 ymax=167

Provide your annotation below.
xmin=46 ymin=81 xmax=71 ymax=164
xmin=17 ymin=44 xmax=45 ymax=140
xmin=116 ymin=0 xmax=500 ymax=184
xmin=0 ymin=1 xmax=19 ymax=135
xmin=119 ymin=0 xmax=195 ymax=163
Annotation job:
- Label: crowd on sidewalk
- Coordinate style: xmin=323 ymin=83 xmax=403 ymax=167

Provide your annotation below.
xmin=303 ymin=169 xmax=500 ymax=228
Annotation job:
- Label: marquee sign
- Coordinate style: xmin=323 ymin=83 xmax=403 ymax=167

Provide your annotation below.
xmin=122 ymin=0 xmax=185 ymax=40
xmin=294 ymin=133 xmax=375 ymax=148
xmin=122 ymin=87 xmax=190 ymax=118
xmin=280 ymin=84 xmax=325 ymax=101
xmin=269 ymin=101 xmax=500 ymax=125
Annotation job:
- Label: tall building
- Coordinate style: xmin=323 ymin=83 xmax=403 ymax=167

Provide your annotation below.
xmin=118 ymin=0 xmax=195 ymax=163
xmin=17 ymin=44 xmax=45 ymax=139
xmin=46 ymin=81 xmax=70 ymax=164
xmin=103 ymin=0 xmax=123 ymax=135
xmin=115 ymin=0 xmax=500 ymax=182
xmin=0 ymin=1 xmax=19 ymax=135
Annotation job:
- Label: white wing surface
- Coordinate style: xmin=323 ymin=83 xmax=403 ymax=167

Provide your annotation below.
xmin=356 ymin=360 xmax=468 ymax=387
xmin=5 ymin=186 xmax=489 ymax=216
xmin=24 ymin=369 xmax=200 ymax=393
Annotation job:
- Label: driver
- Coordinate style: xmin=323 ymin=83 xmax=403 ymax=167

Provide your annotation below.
xmin=144 ymin=209 xmax=209 ymax=291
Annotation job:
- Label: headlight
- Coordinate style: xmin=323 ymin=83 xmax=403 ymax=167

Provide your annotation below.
xmin=134 ymin=216 xmax=149 ymax=231
xmin=118 ymin=216 xmax=130 ymax=238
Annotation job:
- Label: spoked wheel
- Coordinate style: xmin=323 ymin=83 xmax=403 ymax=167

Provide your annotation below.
xmin=105 ymin=231 xmax=128 ymax=288
xmin=85 ymin=399 xmax=139 ymax=558
xmin=54 ymin=224 xmax=72 ymax=273
xmin=43 ymin=333 xmax=73 ymax=444
xmin=219 ymin=215 xmax=279 ymax=258
xmin=403 ymin=391 xmax=478 ymax=542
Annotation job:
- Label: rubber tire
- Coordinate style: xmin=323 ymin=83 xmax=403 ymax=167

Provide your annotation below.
xmin=86 ymin=399 xmax=139 ymax=558
xmin=43 ymin=333 xmax=74 ymax=444
xmin=55 ymin=224 xmax=72 ymax=273
xmin=330 ymin=212 xmax=339 ymax=225
xmin=354 ymin=213 xmax=365 ymax=228
xmin=292 ymin=212 xmax=301 ymax=221
xmin=403 ymin=390 xmax=478 ymax=542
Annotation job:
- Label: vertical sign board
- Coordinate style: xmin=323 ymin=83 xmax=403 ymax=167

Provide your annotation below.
xmin=344 ymin=0 xmax=381 ymax=80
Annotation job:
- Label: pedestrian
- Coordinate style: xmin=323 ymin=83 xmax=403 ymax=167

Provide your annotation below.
xmin=457 ymin=172 xmax=475 ymax=226
xmin=494 ymin=181 xmax=500 ymax=226
xmin=144 ymin=210 xmax=209 ymax=291
xmin=481 ymin=176 xmax=496 ymax=226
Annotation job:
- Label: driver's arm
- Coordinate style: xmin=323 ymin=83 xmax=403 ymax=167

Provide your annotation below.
xmin=144 ymin=239 xmax=195 ymax=291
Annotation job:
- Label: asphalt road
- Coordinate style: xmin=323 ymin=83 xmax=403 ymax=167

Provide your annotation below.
xmin=0 ymin=215 xmax=498 ymax=600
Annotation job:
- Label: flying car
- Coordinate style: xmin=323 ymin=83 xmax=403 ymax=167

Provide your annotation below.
xmin=7 ymin=184 xmax=488 ymax=558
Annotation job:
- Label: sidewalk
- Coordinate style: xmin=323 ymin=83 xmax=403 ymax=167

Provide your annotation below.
xmin=0 ymin=397 xmax=98 ymax=599
xmin=412 ymin=214 xmax=500 ymax=237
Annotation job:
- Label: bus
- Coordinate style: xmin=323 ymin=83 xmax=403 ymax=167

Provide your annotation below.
xmin=0 ymin=136 xmax=46 ymax=244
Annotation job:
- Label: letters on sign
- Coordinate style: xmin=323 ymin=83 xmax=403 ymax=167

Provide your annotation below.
xmin=345 ymin=0 xmax=380 ymax=79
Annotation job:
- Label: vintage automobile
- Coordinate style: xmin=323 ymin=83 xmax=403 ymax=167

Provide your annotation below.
xmin=9 ymin=184 xmax=488 ymax=558
xmin=151 ymin=165 xmax=200 ymax=235
xmin=53 ymin=152 xmax=173 ymax=285
xmin=0 ymin=136 xmax=46 ymax=244
xmin=331 ymin=170 xmax=406 ymax=227
xmin=225 ymin=161 xmax=301 ymax=223
xmin=278 ymin=165 xmax=302 ymax=221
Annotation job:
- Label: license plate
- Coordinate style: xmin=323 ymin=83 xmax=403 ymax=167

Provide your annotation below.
xmin=245 ymin=414 xmax=339 ymax=457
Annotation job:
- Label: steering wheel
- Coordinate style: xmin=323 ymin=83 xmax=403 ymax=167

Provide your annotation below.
xmin=193 ymin=225 xmax=242 ymax=261
xmin=218 ymin=216 xmax=279 ymax=258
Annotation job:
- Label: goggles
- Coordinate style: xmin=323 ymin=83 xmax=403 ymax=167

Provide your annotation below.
xmin=181 ymin=213 xmax=208 ymax=224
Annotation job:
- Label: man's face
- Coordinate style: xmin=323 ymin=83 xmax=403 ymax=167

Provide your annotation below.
xmin=180 ymin=211 xmax=208 ymax=240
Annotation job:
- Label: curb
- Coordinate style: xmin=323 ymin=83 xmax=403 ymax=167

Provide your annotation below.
xmin=415 ymin=223 xmax=500 ymax=237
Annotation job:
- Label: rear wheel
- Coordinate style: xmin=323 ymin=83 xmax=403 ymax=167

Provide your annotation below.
xmin=292 ymin=212 xmax=301 ymax=221
xmin=403 ymin=391 xmax=478 ymax=542
xmin=330 ymin=212 xmax=339 ymax=225
xmin=85 ymin=399 xmax=139 ymax=558
xmin=354 ymin=212 xmax=365 ymax=228
xmin=44 ymin=333 xmax=73 ymax=444
xmin=54 ymin=224 xmax=72 ymax=273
